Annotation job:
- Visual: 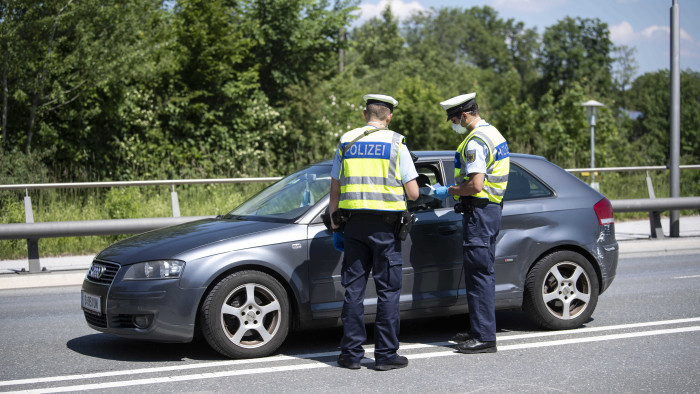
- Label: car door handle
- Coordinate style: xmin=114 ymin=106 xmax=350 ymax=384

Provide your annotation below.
xmin=438 ymin=225 xmax=458 ymax=235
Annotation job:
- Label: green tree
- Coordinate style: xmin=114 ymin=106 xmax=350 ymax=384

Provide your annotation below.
xmin=158 ymin=0 xmax=264 ymax=176
xmin=612 ymin=45 xmax=639 ymax=110
xmin=538 ymin=17 xmax=613 ymax=100
xmin=626 ymin=70 xmax=700 ymax=165
xmin=248 ymin=0 xmax=358 ymax=104
xmin=403 ymin=6 xmax=538 ymax=93
xmin=283 ymin=72 xmax=364 ymax=166
xmin=0 ymin=0 xmax=17 ymax=151
xmin=403 ymin=8 xmax=463 ymax=65
xmin=0 ymin=0 xmax=170 ymax=174
xmin=391 ymin=76 xmax=452 ymax=151
xmin=460 ymin=6 xmax=538 ymax=79
xmin=350 ymin=5 xmax=404 ymax=71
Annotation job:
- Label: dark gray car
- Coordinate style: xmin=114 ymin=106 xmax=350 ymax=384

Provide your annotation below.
xmin=81 ymin=151 xmax=618 ymax=359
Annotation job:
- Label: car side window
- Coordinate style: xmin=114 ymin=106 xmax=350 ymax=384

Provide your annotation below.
xmin=408 ymin=162 xmax=446 ymax=212
xmin=504 ymin=163 xmax=553 ymax=201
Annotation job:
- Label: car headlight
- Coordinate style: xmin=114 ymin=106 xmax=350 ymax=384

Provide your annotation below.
xmin=123 ymin=260 xmax=185 ymax=280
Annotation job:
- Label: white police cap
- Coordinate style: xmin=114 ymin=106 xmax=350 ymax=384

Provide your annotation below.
xmin=364 ymin=94 xmax=398 ymax=111
xmin=440 ymin=93 xmax=476 ymax=120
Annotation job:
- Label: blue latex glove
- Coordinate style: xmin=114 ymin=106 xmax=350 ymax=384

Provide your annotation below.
xmin=434 ymin=185 xmax=450 ymax=199
xmin=333 ymin=232 xmax=345 ymax=252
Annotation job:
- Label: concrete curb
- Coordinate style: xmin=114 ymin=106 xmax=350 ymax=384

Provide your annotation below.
xmin=0 ymin=271 xmax=86 ymax=290
xmin=617 ymin=237 xmax=700 ymax=255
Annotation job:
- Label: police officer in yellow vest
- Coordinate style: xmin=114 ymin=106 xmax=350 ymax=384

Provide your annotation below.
xmin=434 ymin=92 xmax=509 ymax=354
xmin=329 ymin=94 xmax=419 ymax=371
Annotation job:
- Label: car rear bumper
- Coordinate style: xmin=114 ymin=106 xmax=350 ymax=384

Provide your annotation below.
xmin=594 ymin=240 xmax=618 ymax=293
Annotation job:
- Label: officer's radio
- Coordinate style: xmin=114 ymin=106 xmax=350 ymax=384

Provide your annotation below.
xmin=395 ymin=210 xmax=416 ymax=241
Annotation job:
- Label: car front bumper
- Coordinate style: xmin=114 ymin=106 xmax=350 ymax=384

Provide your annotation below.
xmin=81 ymin=277 xmax=203 ymax=343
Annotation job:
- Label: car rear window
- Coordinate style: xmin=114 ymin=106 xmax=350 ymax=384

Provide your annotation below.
xmin=503 ymin=163 xmax=553 ymax=201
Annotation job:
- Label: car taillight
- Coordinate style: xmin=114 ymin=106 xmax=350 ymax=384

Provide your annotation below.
xmin=594 ymin=197 xmax=614 ymax=225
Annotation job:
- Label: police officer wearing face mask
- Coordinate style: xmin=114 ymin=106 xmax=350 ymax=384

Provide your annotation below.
xmin=433 ymin=93 xmax=509 ymax=354
xmin=329 ymin=94 xmax=420 ymax=370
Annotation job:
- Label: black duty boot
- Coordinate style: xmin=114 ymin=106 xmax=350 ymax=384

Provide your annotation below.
xmin=449 ymin=332 xmax=473 ymax=343
xmin=374 ymin=355 xmax=408 ymax=371
xmin=337 ymin=354 xmax=361 ymax=369
xmin=455 ymin=339 xmax=497 ymax=354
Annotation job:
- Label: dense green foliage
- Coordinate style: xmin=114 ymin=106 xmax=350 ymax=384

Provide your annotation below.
xmin=1 ymin=1 xmax=699 ymax=258
xmin=2 ymin=1 xmax=699 ymax=178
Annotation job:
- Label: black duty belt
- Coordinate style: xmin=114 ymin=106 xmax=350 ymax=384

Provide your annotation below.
xmin=340 ymin=209 xmax=402 ymax=224
xmin=455 ymin=197 xmax=503 ymax=214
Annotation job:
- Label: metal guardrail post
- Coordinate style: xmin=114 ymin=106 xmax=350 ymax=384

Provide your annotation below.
xmin=646 ymin=171 xmax=665 ymax=239
xmin=171 ymin=185 xmax=181 ymax=217
xmin=24 ymin=190 xmax=43 ymax=273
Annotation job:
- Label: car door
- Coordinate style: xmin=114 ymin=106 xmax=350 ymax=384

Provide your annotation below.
xmin=400 ymin=160 xmax=463 ymax=310
xmin=307 ymin=218 xmax=345 ymax=319
xmin=306 ymin=159 xmax=464 ymax=318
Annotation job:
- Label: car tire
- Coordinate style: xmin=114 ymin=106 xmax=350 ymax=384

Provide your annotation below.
xmin=200 ymin=270 xmax=290 ymax=359
xmin=523 ymin=251 xmax=599 ymax=330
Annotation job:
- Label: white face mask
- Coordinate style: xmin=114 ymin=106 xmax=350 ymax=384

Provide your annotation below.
xmin=451 ymin=115 xmax=467 ymax=134
xmin=452 ymin=122 xmax=467 ymax=134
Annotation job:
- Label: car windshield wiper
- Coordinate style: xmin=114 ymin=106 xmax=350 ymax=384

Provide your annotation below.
xmin=222 ymin=214 xmax=250 ymax=221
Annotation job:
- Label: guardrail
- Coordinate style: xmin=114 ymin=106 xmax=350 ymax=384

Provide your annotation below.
xmin=565 ymin=164 xmax=700 ymax=173
xmin=0 ymin=216 xmax=213 ymax=239
xmin=1 ymin=166 xmax=699 ymax=273
xmin=1 ymin=177 xmax=283 ymax=273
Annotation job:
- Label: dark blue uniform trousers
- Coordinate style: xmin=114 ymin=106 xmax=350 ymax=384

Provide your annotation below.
xmin=340 ymin=214 xmax=402 ymax=365
xmin=462 ymin=203 xmax=501 ymax=342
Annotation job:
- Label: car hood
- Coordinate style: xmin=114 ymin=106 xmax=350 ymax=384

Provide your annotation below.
xmin=96 ymin=218 xmax=288 ymax=264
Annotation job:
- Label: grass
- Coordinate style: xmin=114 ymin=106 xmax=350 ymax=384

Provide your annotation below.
xmin=0 ymin=182 xmax=267 ymax=259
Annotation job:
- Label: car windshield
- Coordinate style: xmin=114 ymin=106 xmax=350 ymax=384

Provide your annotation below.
xmin=224 ymin=164 xmax=332 ymax=222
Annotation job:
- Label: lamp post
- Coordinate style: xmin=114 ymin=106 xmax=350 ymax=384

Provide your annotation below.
xmin=581 ymin=100 xmax=605 ymax=190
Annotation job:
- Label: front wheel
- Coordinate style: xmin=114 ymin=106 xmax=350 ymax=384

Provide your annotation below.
xmin=523 ymin=251 xmax=599 ymax=330
xmin=200 ymin=270 xmax=290 ymax=358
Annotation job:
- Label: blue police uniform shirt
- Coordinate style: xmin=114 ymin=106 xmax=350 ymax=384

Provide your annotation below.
xmin=331 ymin=141 xmax=418 ymax=183
xmin=464 ymin=120 xmax=490 ymax=175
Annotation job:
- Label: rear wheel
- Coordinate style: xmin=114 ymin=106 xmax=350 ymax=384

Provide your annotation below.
xmin=200 ymin=270 xmax=290 ymax=358
xmin=523 ymin=251 xmax=599 ymax=330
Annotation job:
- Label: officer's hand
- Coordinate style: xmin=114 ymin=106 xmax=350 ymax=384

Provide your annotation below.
xmin=333 ymin=232 xmax=345 ymax=252
xmin=434 ymin=185 xmax=450 ymax=199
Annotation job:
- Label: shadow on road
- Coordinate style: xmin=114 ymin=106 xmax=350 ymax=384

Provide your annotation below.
xmin=66 ymin=309 xmax=554 ymax=362
xmin=66 ymin=334 xmax=227 ymax=362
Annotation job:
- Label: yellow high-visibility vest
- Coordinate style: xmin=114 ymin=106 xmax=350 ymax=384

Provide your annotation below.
xmin=338 ymin=126 xmax=407 ymax=211
xmin=454 ymin=123 xmax=510 ymax=204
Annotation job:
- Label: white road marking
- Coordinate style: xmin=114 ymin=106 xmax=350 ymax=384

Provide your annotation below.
xmin=7 ymin=363 xmax=331 ymax=394
xmin=412 ymin=326 xmax=700 ymax=356
xmin=674 ymin=274 xmax=700 ymax=279
xmin=2 ymin=317 xmax=699 ymax=392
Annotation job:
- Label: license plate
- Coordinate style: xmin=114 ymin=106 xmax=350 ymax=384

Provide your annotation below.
xmin=81 ymin=291 xmax=102 ymax=315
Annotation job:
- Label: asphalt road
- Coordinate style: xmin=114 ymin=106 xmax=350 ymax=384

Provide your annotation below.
xmin=0 ymin=250 xmax=698 ymax=393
